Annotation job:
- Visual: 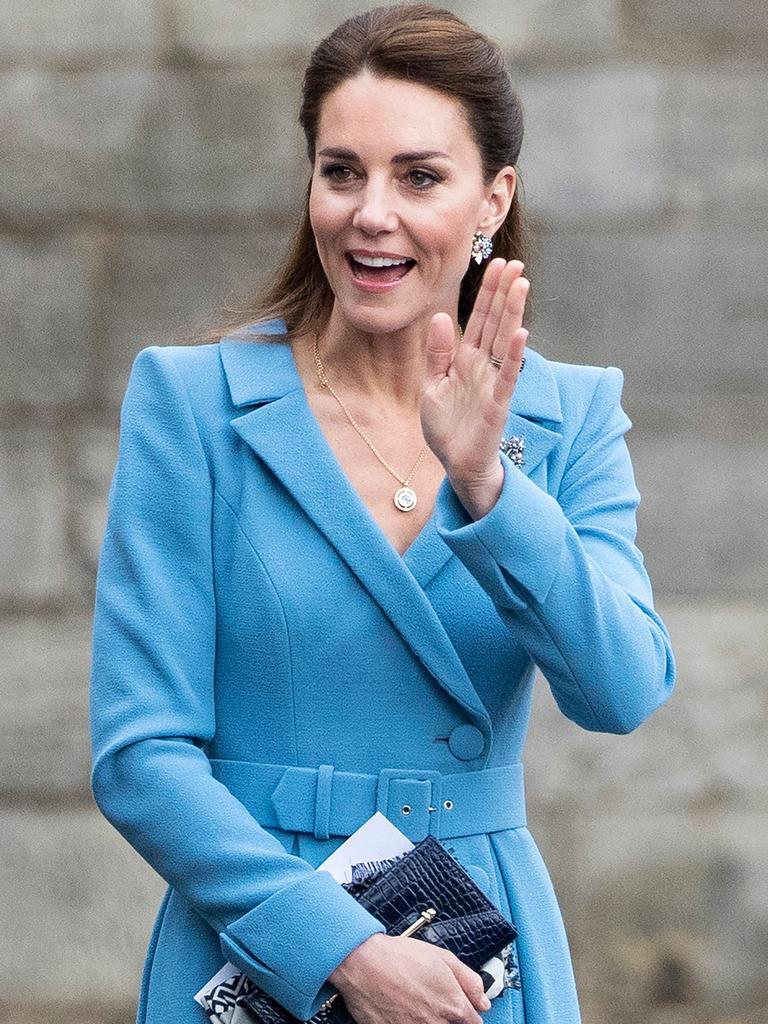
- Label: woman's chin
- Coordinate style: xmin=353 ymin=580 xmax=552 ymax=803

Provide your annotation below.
xmin=333 ymin=304 xmax=425 ymax=337
xmin=342 ymin=294 xmax=446 ymax=335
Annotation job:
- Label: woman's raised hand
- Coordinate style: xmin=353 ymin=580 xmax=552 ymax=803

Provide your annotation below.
xmin=328 ymin=931 xmax=490 ymax=1024
xmin=420 ymin=258 xmax=529 ymax=516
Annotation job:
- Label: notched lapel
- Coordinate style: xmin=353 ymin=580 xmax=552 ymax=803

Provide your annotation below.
xmin=230 ymin=397 xmax=491 ymax=735
xmin=219 ymin=330 xmax=565 ymax=743
xmin=221 ymin=333 xmax=492 ymax=739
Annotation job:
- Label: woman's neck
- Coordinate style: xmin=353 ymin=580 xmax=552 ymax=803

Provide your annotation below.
xmin=304 ymin=309 xmax=460 ymax=414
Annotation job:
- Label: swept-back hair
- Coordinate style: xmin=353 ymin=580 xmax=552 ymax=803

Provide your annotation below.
xmin=194 ymin=3 xmax=529 ymax=342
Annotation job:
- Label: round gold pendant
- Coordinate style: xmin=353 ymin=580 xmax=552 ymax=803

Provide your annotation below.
xmin=394 ymin=486 xmax=417 ymax=512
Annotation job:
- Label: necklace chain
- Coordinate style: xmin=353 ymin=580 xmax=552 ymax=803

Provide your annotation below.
xmin=312 ymin=327 xmax=462 ymax=510
xmin=313 ymin=333 xmax=426 ymax=486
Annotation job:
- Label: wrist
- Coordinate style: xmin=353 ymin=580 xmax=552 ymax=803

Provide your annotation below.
xmin=449 ymin=459 xmax=505 ymax=521
xmin=328 ymin=932 xmax=389 ymax=990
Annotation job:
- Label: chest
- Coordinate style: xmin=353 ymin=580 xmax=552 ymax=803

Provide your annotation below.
xmin=211 ymin=379 xmax=539 ymax=764
xmin=304 ymin=394 xmax=448 ymax=557
xmin=210 ymin=452 xmax=533 ymax=763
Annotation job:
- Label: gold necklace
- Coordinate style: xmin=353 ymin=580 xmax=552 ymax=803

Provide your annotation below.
xmin=313 ymin=328 xmax=462 ymax=513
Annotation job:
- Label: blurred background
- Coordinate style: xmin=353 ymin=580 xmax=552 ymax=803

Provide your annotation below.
xmin=1 ymin=1 xmax=766 ymax=1022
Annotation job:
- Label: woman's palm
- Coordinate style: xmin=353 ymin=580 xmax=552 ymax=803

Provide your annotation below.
xmin=420 ymin=258 xmax=529 ymax=484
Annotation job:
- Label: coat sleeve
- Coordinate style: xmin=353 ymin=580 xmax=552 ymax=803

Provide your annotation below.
xmin=89 ymin=346 xmax=385 ymax=1019
xmin=433 ymin=366 xmax=676 ymax=734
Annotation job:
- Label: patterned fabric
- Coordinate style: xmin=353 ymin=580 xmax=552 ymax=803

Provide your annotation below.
xmin=203 ymin=971 xmax=259 ymax=1024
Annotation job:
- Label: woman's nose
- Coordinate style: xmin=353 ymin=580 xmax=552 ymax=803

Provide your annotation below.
xmin=351 ymin=180 xmax=399 ymax=235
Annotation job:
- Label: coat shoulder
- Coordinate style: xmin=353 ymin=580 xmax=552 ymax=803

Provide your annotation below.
xmin=130 ymin=341 xmax=223 ymax=379
xmin=544 ymin=352 xmax=623 ymax=398
xmin=126 ymin=341 xmax=230 ymax=409
xmin=534 ymin=350 xmax=627 ymax=434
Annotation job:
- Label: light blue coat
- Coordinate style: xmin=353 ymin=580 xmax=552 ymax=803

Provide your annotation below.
xmin=89 ymin=318 xmax=675 ymax=1024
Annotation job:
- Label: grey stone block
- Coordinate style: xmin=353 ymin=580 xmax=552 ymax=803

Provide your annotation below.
xmin=517 ymin=65 xmax=665 ymax=221
xmin=524 ymin=599 xmax=768 ymax=1018
xmin=623 ymin=0 xmax=768 ymax=58
xmin=103 ymin=225 xmax=287 ymax=404
xmin=630 ymin=432 xmax=768 ymax=597
xmin=172 ymin=1 xmax=620 ymax=59
xmin=0 ymin=1007 xmax=126 ymax=1024
xmin=449 ymin=0 xmax=620 ymax=53
xmin=0 ymin=806 xmax=165 ymax=1003
xmin=615 ymin=391 xmax=766 ymax=437
xmin=172 ymin=0 xmax=467 ymax=57
xmin=664 ymin=64 xmax=768 ymax=226
xmin=0 ymin=69 xmax=158 ymax=218
xmin=0 ymin=68 xmax=305 ymax=219
xmin=0 ymin=428 xmax=75 ymax=604
xmin=0 ymin=0 xmax=159 ymax=62
xmin=0 ymin=614 xmax=93 ymax=800
xmin=0 ymin=233 xmax=100 ymax=407
xmin=113 ymin=68 xmax=306 ymax=219
xmin=171 ymin=0 xmax=328 ymax=53
xmin=571 ymin=820 xmax=767 ymax=1021
xmin=529 ymin=224 xmax=768 ymax=393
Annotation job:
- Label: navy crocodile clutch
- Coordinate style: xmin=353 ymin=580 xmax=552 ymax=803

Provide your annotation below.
xmin=238 ymin=834 xmax=517 ymax=1024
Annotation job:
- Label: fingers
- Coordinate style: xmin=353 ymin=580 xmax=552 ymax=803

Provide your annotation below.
xmin=499 ymin=271 xmax=529 ymax=348
xmin=478 ymin=260 xmax=524 ymax=353
xmin=424 ymin=311 xmax=459 ymax=388
xmin=479 ymin=261 xmax=527 ymax=356
xmin=449 ymin=962 xmax=491 ymax=1020
xmin=341 ymin=936 xmax=490 ymax=1024
xmin=461 ymin=258 xmax=506 ymax=348
xmin=490 ymin=271 xmax=528 ymax=383
xmin=492 ymin=327 xmax=529 ymax=408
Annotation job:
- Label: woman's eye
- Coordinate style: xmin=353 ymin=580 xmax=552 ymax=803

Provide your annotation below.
xmin=319 ymin=164 xmax=440 ymax=190
xmin=320 ymin=164 xmax=355 ymax=183
xmin=408 ymin=169 xmax=439 ymax=189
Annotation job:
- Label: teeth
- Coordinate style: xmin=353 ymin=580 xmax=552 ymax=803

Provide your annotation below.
xmin=351 ymin=254 xmax=410 ymax=267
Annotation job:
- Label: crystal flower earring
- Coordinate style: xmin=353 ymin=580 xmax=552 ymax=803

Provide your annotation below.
xmin=471 ymin=231 xmax=494 ymax=264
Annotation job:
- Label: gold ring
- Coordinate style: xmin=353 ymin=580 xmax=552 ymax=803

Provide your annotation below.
xmin=489 ymin=354 xmax=503 ymax=368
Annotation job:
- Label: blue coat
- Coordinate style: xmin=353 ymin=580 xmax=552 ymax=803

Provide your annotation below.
xmin=89 ymin=317 xmax=675 ymax=1024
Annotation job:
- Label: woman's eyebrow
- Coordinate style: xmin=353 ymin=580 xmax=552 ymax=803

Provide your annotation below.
xmin=318 ymin=147 xmax=453 ymax=163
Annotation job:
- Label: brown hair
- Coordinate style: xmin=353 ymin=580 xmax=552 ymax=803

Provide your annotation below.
xmin=195 ymin=3 xmax=530 ymax=343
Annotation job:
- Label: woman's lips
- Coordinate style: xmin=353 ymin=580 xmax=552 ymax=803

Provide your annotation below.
xmin=345 ymin=253 xmax=416 ymax=291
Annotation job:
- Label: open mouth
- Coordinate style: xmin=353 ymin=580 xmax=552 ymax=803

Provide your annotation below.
xmin=346 ymin=253 xmax=417 ymax=285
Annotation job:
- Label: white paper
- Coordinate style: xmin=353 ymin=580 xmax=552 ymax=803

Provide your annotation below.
xmin=317 ymin=810 xmax=414 ymax=884
xmin=195 ymin=811 xmax=413 ymax=1007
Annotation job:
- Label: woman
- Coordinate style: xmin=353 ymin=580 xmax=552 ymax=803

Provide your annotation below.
xmin=89 ymin=5 xmax=676 ymax=1024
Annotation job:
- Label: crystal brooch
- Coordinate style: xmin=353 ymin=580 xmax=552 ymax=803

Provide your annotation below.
xmin=499 ymin=435 xmax=525 ymax=466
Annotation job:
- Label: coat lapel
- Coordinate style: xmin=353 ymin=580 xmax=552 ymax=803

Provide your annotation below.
xmin=219 ymin=321 xmax=563 ymax=737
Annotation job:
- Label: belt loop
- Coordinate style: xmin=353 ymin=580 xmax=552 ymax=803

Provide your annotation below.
xmin=313 ymin=764 xmax=335 ymax=840
xmin=427 ymin=774 xmax=443 ymax=838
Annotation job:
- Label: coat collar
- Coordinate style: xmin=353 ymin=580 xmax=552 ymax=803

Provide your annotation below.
xmin=219 ymin=319 xmax=563 ymax=741
xmin=220 ymin=318 xmax=563 ymax=424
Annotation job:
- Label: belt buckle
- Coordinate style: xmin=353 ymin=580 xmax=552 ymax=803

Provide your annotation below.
xmin=375 ymin=768 xmax=443 ymax=841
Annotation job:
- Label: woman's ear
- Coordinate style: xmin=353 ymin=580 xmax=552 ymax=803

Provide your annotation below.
xmin=478 ymin=166 xmax=517 ymax=237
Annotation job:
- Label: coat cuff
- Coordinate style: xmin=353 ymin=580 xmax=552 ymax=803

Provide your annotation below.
xmin=434 ymin=455 xmax=566 ymax=608
xmin=220 ymin=868 xmax=386 ymax=1020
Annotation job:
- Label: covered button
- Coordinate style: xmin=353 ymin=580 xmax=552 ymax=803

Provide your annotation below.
xmin=447 ymin=723 xmax=485 ymax=761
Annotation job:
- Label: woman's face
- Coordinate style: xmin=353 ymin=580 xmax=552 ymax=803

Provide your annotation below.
xmin=309 ymin=71 xmax=513 ymax=336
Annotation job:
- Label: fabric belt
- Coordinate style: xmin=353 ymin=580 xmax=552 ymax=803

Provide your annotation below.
xmin=209 ymin=759 xmax=527 ymax=843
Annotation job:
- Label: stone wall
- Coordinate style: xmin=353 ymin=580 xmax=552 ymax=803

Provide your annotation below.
xmin=1 ymin=2 xmax=766 ymax=1023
